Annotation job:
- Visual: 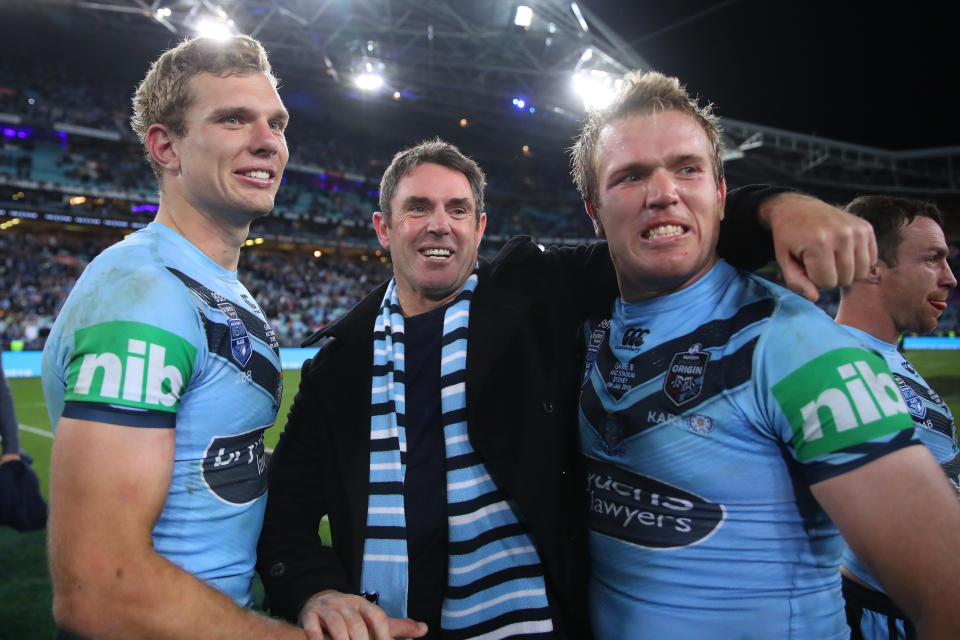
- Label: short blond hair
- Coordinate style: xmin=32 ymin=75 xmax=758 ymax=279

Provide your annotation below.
xmin=570 ymin=70 xmax=723 ymax=208
xmin=131 ymin=35 xmax=277 ymax=181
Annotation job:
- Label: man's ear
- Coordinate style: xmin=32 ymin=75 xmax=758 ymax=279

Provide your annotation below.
xmin=585 ymin=201 xmax=605 ymax=238
xmin=146 ymin=123 xmax=179 ymax=174
xmin=717 ymin=178 xmax=727 ymax=220
xmin=866 ymin=262 xmax=884 ymax=284
xmin=372 ymin=211 xmax=391 ymax=249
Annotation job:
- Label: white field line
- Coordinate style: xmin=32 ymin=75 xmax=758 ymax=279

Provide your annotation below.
xmin=19 ymin=423 xmax=53 ymax=438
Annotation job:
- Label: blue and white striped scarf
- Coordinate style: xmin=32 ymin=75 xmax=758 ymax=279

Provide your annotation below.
xmin=361 ymin=271 xmax=554 ymax=639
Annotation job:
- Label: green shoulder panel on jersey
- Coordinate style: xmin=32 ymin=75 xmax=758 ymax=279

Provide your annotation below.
xmin=65 ymin=321 xmax=198 ymax=413
xmin=772 ymin=347 xmax=913 ymax=461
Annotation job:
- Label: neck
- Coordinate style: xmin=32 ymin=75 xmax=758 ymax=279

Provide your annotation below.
xmin=835 ymin=296 xmax=899 ymax=345
xmin=154 ymin=192 xmax=249 ymax=271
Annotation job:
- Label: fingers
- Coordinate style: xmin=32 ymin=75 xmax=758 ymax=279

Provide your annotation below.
xmin=777 ymin=248 xmax=820 ymax=302
xmin=299 ymin=591 xmax=425 ymax=640
xmin=387 ymin=618 xmax=429 ymax=638
xmin=766 ymin=192 xmax=878 ymax=297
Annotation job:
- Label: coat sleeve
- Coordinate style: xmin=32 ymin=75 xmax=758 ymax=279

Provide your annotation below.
xmin=256 ymin=356 xmax=355 ymax=623
xmin=718 ymin=184 xmax=796 ymax=272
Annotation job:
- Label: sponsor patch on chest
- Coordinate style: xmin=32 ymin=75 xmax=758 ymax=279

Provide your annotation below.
xmin=202 ymin=428 xmax=268 ymax=505
xmin=585 ymin=457 xmax=725 ymax=549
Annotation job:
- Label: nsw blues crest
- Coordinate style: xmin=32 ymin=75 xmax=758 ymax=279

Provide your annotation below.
xmin=893 ymin=373 xmax=926 ymax=420
xmin=219 ymin=302 xmax=252 ymax=367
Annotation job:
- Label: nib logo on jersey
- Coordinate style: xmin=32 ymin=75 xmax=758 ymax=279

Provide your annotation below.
xmin=66 ymin=321 xmax=196 ymax=411
xmin=772 ymin=348 xmax=913 ymax=461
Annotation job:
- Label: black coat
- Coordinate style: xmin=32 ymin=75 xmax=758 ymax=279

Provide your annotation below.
xmin=256 ymin=187 xmax=776 ymax=636
xmin=258 ymin=237 xmax=617 ymax=639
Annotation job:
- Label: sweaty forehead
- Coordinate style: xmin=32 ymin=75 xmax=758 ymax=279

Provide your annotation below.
xmin=596 ymin=110 xmax=709 ymax=167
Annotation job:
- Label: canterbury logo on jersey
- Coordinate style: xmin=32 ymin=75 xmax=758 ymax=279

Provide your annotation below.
xmin=66 ymin=321 xmax=196 ymax=412
xmin=772 ymin=348 xmax=913 ymax=461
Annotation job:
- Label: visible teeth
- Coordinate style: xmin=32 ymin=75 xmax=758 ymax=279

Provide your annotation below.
xmin=422 ymin=248 xmax=451 ymax=257
xmin=242 ymin=170 xmax=271 ymax=179
xmin=644 ymin=224 xmax=684 ymax=240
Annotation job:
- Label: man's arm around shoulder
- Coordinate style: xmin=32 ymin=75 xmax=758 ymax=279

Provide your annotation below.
xmin=50 ymin=417 xmax=305 ymax=639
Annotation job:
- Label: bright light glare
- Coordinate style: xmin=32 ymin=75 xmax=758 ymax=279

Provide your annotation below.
xmin=195 ymin=18 xmax=233 ymax=40
xmin=354 ymin=73 xmax=384 ymax=91
xmin=572 ymin=69 xmax=623 ymax=110
xmin=155 ymin=7 xmax=172 ymax=19
xmin=514 ymin=6 xmax=533 ymax=28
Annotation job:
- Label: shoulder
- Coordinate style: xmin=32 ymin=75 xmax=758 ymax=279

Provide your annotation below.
xmin=53 ymin=236 xmax=205 ymax=359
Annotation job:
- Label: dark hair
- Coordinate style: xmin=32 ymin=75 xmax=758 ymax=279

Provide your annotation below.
xmin=844 ymin=195 xmax=944 ymax=266
xmin=379 ymin=138 xmax=485 ymax=225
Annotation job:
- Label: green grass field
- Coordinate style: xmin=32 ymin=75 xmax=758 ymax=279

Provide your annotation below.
xmin=2 ymin=351 xmax=959 ymax=637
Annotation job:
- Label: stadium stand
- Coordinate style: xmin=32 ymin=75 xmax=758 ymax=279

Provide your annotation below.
xmin=1 ymin=46 xmax=957 ymax=349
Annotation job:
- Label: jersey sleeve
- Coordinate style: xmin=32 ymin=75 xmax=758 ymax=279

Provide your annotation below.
xmin=755 ymin=294 xmax=918 ymax=485
xmin=52 ymin=252 xmax=202 ymax=429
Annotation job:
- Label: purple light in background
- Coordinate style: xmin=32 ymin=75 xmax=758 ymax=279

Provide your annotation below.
xmin=332 ymin=185 xmax=339 ymax=192
xmin=131 ymin=203 xmax=159 ymax=213
xmin=2 ymin=129 xmax=14 ymax=137
xmin=16 ymin=131 xmax=27 ymax=138
xmin=57 ymin=130 xmax=67 ymax=149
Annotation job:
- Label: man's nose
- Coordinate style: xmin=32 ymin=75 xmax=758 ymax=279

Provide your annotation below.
xmin=426 ymin=209 xmax=451 ymax=234
xmin=250 ymin=118 xmax=280 ymax=156
xmin=647 ymin=169 xmax=678 ymax=208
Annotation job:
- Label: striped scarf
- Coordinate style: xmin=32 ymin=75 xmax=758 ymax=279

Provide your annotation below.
xmin=361 ymin=271 xmax=555 ymax=639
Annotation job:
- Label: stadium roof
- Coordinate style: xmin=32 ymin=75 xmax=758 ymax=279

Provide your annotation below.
xmin=11 ymin=0 xmax=960 ymax=204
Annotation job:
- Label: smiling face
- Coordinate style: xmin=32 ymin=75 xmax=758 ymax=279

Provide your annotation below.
xmin=373 ymin=162 xmax=486 ymax=316
xmin=168 ymin=72 xmax=289 ymax=225
xmin=879 ymin=215 xmax=957 ymax=335
xmin=587 ymin=109 xmax=726 ymax=302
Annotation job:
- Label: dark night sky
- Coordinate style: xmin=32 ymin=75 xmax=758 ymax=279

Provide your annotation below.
xmin=585 ymin=0 xmax=959 ymax=151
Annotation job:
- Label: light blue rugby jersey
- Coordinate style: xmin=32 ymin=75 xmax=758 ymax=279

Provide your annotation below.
xmin=578 ymin=260 xmax=917 ymax=640
xmin=838 ymin=325 xmax=958 ymax=640
xmin=42 ymin=222 xmax=283 ymax=606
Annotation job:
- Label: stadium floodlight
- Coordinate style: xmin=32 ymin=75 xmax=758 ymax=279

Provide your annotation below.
xmin=195 ymin=17 xmax=235 ymax=40
xmin=354 ymin=72 xmax=384 ymax=91
xmin=155 ymin=7 xmax=172 ymax=19
xmin=514 ymin=6 xmax=533 ymax=29
xmin=512 ymin=97 xmax=526 ymax=109
xmin=352 ymin=58 xmax=385 ymax=92
xmin=572 ymin=68 xmax=623 ymax=111
xmin=570 ymin=2 xmax=589 ymax=32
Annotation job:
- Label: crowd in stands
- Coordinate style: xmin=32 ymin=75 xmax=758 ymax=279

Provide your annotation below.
xmin=1 ymin=228 xmax=957 ymax=354
xmin=1 ymin=52 xmax=958 ymax=352
xmin=0 ymin=230 xmax=392 ymax=350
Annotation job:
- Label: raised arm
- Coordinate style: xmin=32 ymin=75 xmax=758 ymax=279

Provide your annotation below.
xmin=812 ymin=445 xmax=960 ymax=638
xmin=50 ymin=416 xmax=306 ymax=640
xmin=722 ymin=186 xmax=877 ymax=300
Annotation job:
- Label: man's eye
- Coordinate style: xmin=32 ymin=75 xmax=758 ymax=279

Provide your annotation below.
xmin=270 ymin=121 xmax=285 ymax=131
xmin=223 ymin=115 xmax=240 ymax=125
xmin=679 ymin=166 xmax=698 ymax=175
